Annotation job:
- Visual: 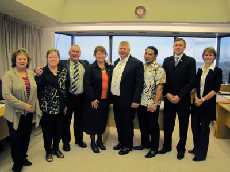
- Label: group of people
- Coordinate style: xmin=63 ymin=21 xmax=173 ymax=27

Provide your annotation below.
xmin=1 ymin=38 xmax=222 ymax=172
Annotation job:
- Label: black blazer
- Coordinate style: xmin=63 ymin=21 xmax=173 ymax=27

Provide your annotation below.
xmin=195 ymin=67 xmax=222 ymax=120
xmin=84 ymin=61 xmax=113 ymax=102
xmin=60 ymin=59 xmax=89 ymax=91
xmin=112 ymin=55 xmax=144 ymax=108
xmin=163 ymin=54 xmax=196 ymax=102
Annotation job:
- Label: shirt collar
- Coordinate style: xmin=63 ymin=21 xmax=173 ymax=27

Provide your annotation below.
xmin=174 ymin=53 xmax=184 ymax=60
xmin=119 ymin=54 xmax=130 ymax=62
xmin=201 ymin=63 xmax=215 ymax=72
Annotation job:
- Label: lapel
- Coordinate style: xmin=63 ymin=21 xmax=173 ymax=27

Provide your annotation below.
xmin=203 ymin=68 xmax=215 ymax=95
xmin=175 ymin=54 xmax=186 ymax=68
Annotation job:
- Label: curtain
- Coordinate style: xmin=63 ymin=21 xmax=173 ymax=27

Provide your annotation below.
xmin=0 ymin=13 xmax=46 ymax=77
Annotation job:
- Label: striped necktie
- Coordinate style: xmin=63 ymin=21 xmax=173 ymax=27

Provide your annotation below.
xmin=175 ymin=57 xmax=179 ymax=66
xmin=71 ymin=62 xmax=79 ymax=94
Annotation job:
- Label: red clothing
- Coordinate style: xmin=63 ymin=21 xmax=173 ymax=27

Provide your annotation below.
xmin=22 ymin=75 xmax=30 ymax=98
xmin=101 ymin=70 xmax=109 ymax=99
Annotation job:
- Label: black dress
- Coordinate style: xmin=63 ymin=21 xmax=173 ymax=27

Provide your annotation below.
xmin=83 ymin=61 xmax=112 ymax=135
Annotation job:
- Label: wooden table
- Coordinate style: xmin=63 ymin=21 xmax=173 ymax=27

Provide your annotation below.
xmin=215 ymin=96 xmax=230 ymax=138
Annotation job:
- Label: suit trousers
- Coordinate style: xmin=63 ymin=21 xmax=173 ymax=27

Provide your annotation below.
xmin=62 ymin=93 xmax=84 ymax=145
xmin=113 ymin=96 xmax=135 ymax=149
xmin=163 ymin=99 xmax=190 ymax=153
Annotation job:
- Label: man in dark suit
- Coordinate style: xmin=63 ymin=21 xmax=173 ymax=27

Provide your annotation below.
xmin=111 ymin=41 xmax=144 ymax=155
xmin=158 ymin=38 xmax=196 ymax=160
xmin=61 ymin=45 xmax=89 ymax=151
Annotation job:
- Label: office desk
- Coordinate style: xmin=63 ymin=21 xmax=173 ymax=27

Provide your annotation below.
xmin=215 ymin=96 xmax=230 ymax=139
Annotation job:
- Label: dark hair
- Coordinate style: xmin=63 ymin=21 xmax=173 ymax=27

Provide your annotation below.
xmin=93 ymin=46 xmax=107 ymax=56
xmin=146 ymin=46 xmax=158 ymax=56
xmin=174 ymin=37 xmax=186 ymax=47
xmin=46 ymin=49 xmax=60 ymax=59
xmin=202 ymin=47 xmax=217 ymax=59
xmin=11 ymin=48 xmax=31 ymax=68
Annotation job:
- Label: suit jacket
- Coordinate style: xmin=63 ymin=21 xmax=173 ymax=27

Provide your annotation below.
xmin=84 ymin=61 xmax=113 ymax=102
xmin=163 ymin=54 xmax=196 ymax=102
xmin=60 ymin=59 xmax=89 ymax=93
xmin=194 ymin=67 xmax=222 ymax=120
xmin=112 ymin=55 xmax=144 ymax=108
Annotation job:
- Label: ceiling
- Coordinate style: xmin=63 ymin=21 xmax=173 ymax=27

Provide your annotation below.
xmin=1 ymin=0 xmax=230 ymax=27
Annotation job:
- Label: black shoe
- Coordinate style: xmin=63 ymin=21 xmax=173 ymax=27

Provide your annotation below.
xmin=145 ymin=149 xmax=157 ymax=158
xmin=158 ymin=147 xmax=172 ymax=154
xmin=23 ymin=159 xmax=32 ymax=166
xmin=46 ymin=153 xmax=53 ymax=162
xmin=113 ymin=143 xmax=122 ymax=150
xmin=193 ymin=157 xmax=206 ymax=161
xmin=54 ymin=150 xmax=64 ymax=158
xmin=177 ymin=152 xmax=185 ymax=160
xmin=133 ymin=145 xmax=145 ymax=150
xmin=76 ymin=141 xmax=87 ymax=148
xmin=63 ymin=144 xmax=71 ymax=152
xmin=188 ymin=149 xmax=195 ymax=154
xmin=12 ymin=164 xmax=23 ymax=172
xmin=118 ymin=147 xmax=131 ymax=155
xmin=97 ymin=141 xmax=106 ymax=150
xmin=91 ymin=143 xmax=100 ymax=153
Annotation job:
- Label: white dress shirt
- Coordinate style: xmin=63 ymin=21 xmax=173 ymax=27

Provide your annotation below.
xmin=111 ymin=55 xmax=130 ymax=96
xmin=200 ymin=63 xmax=215 ymax=96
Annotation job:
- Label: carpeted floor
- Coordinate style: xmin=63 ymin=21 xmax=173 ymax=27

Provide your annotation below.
xmin=0 ymin=118 xmax=230 ymax=172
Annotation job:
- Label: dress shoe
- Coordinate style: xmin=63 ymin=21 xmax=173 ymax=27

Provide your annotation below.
xmin=76 ymin=141 xmax=87 ymax=148
xmin=113 ymin=143 xmax=122 ymax=150
xmin=158 ymin=147 xmax=172 ymax=154
xmin=97 ymin=141 xmax=106 ymax=150
xmin=133 ymin=145 xmax=145 ymax=150
xmin=188 ymin=149 xmax=195 ymax=154
xmin=23 ymin=159 xmax=32 ymax=166
xmin=46 ymin=153 xmax=53 ymax=162
xmin=118 ymin=147 xmax=131 ymax=155
xmin=193 ymin=157 xmax=206 ymax=161
xmin=91 ymin=142 xmax=100 ymax=153
xmin=63 ymin=144 xmax=71 ymax=152
xmin=54 ymin=150 xmax=64 ymax=158
xmin=145 ymin=149 xmax=157 ymax=158
xmin=177 ymin=152 xmax=185 ymax=160
xmin=12 ymin=164 xmax=23 ymax=172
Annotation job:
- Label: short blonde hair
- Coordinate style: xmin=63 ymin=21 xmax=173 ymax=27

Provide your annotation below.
xmin=119 ymin=41 xmax=130 ymax=49
xmin=202 ymin=47 xmax=217 ymax=59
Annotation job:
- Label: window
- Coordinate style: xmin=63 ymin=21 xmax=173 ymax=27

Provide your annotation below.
xmin=181 ymin=37 xmax=217 ymax=69
xmin=74 ymin=36 xmax=110 ymax=64
xmin=55 ymin=33 xmax=72 ymax=60
xmin=112 ymin=36 xmax=174 ymax=64
xmin=219 ymin=37 xmax=230 ymax=83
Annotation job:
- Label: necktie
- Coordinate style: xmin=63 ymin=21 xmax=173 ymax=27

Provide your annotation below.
xmin=175 ymin=57 xmax=179 ymax=66
xmin=71 ymin=62 xmax=79 ymax=94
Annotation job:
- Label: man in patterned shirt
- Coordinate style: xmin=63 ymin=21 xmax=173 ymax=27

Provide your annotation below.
xmin=133 ymin=46 xmax=166 ymax=158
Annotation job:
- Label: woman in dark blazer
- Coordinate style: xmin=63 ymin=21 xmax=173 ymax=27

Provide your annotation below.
xmin=83 ymin=46 xmax=112 ymax=153
xmin=190 ymin=47 xmax=222 ymax=161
